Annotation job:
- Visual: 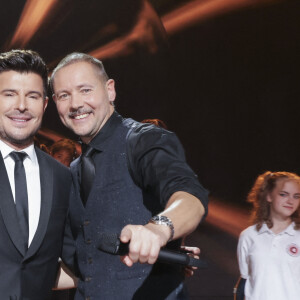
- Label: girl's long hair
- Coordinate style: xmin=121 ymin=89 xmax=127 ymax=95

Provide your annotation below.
xmin=247 ymin=171 xmax=300 ymax=230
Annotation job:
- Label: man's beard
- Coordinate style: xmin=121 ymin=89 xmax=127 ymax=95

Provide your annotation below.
xmin=0 ymin=125 xmax=41 ymax=148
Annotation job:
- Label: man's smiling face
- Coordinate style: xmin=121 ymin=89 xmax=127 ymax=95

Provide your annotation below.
xmin=53 ymin=61 xmax=116 ymax=144
xmin=0 ymin=71 xmax=47 ymax=150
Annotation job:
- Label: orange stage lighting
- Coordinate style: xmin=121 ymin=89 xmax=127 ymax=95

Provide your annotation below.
xmin=9 ymin=0 xmax=58 ymax=48
xmin=206 ymin=197 xmax=250 ymax=237
xmin=89 ymin=0 xmax=278 ymax=60
xmin=162 ymin=0 xmax=278 ymax=35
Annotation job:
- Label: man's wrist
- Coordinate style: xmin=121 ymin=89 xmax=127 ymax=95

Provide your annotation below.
xmin=149 ymin=215 xmax=174 ymax=242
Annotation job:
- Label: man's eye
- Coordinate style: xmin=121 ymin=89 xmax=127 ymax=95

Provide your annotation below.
xmin=58 ymin=93 xmax=69 ymax=100
xmin=279 ymin=193 xmax=287 ymax=197
xmin=29 ymin=94 xmax=39 ymax=100
xmin=4 ymin=92 xmax=14 ymax=97
xmin=81 ymin=88 xmax=91 ymax=94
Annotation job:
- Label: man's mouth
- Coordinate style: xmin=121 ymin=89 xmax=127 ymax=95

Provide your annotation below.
xmin=8 ymin=115 xmax=32 ymax=123
xmin=11 ymin=117 xmax=29 ymax=122
xmin=73 ymin=113 xmax=90 ymax=120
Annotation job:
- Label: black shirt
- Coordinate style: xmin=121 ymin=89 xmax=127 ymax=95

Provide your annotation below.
xmin=88 ymin=111 xmax=208 ymax=214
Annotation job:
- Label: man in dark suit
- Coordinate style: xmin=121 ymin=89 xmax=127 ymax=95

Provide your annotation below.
xmin=51 ymin=53 xmax=209 ymax=299
xmin=0 ymin=50 xmax=74 ymax=300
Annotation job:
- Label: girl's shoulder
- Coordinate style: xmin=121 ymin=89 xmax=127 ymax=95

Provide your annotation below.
xmin=239 ymin=224 xmax=258 ymax=239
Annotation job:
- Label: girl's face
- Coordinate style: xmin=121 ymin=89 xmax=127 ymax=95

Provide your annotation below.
xmin=267 ymin=179 xmax=300 ymax=221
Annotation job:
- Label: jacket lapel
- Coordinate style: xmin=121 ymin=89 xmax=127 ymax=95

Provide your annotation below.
xmin=0 ymin=151 xmax=26 ymax=256
xmin=25 ymin=148 xmax=53 ymax=260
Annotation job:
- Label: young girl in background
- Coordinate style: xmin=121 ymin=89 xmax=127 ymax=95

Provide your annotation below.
xmin=237 ymin=171 xmax=300 ymax=300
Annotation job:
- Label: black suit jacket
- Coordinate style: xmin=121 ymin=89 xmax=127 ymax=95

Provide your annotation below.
xmin=0 ymin=147 xmax=74 ymax=300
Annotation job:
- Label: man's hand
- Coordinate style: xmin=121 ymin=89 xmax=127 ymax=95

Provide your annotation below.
xmin=119 ymin=222 xmax=171 ymax=267
xmin=119 ymin=191 xmax=205 ymax=267
xmin=52 ymin=262 xmax=78 ymax=290
xmin=181 ymin=246 xmax=200 ymax=277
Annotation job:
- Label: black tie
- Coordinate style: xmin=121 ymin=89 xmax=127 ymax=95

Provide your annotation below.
xmin=10 ymin=151 xmax=29 ymax=250
xmin=80 ymin=144 xmax=96 ymax=205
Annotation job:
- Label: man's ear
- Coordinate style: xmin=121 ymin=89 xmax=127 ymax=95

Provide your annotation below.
xmin=106 ymin=79 xmax=116 ymax=102
xmin=43 ymin=97 xmax=49 ymax=112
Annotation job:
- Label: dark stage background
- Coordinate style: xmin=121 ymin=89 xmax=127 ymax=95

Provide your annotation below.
xmin=1 ymin=0 xmax=300 ymax=298
xmin=1 ymin=0 xmax=300 ymax=214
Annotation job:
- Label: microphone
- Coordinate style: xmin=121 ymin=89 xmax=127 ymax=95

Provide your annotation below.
xmin=97 ymin=233 xmax=207 ymax=268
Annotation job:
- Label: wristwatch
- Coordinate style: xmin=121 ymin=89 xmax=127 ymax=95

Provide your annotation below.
xmin=149 ymin=215 xmax=174 ymax=242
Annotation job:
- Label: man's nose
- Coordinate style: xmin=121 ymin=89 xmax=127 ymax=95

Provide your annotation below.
xmin=15 ymin=95 xmax=27 ymax=111
xmin=70 ymin=92 xmax=84 ymax=109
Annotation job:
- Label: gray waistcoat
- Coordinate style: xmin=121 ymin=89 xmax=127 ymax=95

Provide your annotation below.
xmin=69 ymin=119 xmax=186 ymax=300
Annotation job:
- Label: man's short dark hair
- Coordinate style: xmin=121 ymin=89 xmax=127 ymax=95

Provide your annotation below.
xmin=0 ymin=49 xmax=48 ymax=97
xmin=50 ymin=52 xmax=109 ymax=94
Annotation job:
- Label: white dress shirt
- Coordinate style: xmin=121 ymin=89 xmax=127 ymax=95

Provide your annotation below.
xmin=0 ymin=140 xmax=41 ymax=246
xmin=238 ymin=222 xmax=300 ymax=300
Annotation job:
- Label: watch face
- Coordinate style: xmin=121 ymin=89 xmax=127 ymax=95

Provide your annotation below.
xmin=151 ymin=216 xmax=171 ymax=226
xmin=150 ymin=215 xmax=174 ymax=242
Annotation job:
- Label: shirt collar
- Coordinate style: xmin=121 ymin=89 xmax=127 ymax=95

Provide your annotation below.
xmin=258 ymin=222 xmax=296 ymax=236
xmin=284 ymin=222 xmax=296 ymax=236
xmin=0 ymin=139 xmax=36 ymax=162
xmin=257 ymin=223 xmax=270 ymax=235
xmin=88 ymin=111 xmax=123 ymax=151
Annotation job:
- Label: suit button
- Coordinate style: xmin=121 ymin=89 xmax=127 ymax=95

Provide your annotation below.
xmin=83 ymin=220 xmax=90 ymax=226
xmin=86 ymin=239 xmax=92 ymax=244
xmin=85 ymin=297 xmax=90 ymax=300
xmin=85 ymin=277 xmax=92 ymax=282
xmin=88 ymin=257 xmax=93 ymax=264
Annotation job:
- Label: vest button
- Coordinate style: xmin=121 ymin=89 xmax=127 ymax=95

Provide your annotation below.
xmin=86 ymin=239 xmax=92 ymax=244
xmin=85 ymin=276 xmax=92 ymax=282
xmin=83 ymin=220 xmax=90 ymax=226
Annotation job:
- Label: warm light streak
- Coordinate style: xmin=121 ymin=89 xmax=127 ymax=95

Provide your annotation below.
xmin=38 ymin=127 xmax=66 ymax=143
xmin=162 ymin=0 xmax=278 ymax=35
xmin=89 ymin=0 xmax=166 ymax=60
xmin=206 ymin=197 xmax=250 ymax=237
xmin=88 ymin=0 xmax=277 ymax=61
xmin=9 ymin=0 xmax=58 ymax=48
xmin=89 ymin=38 xmax=133 ymax=60
xmin=38 ymin=128 xmax=81 ymax=155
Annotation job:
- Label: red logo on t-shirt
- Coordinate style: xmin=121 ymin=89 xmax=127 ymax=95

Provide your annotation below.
xmin=287 ymin=244 xmax=300 ymax=257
